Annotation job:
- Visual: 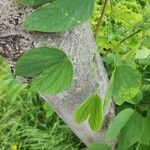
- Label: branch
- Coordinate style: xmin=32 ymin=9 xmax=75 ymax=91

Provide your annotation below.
xmin=117 ymin=29 xmax=142 ymax=47
xmin=94 ymin=0 xmax=109 ymax=39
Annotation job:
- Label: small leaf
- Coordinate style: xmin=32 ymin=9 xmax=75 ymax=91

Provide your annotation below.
xmin=118 ymin=111 xmax=144 ymax=150
xmin=75 ymin=95 xmax=103 ymax=131
xmin=17 ymin=0 xmax=53 ymax=6
xmin=23 ymin=0 xmax=94 ymax=32
xmin=16 ymin=47 xmax=73 ymax=95
xmin=112 ymin=65 xmax=141 ymax=105
xmin=87 ymin=143 xmax=111 ymax=150
xmin=106 ymin=108 xmax=134 ymax=140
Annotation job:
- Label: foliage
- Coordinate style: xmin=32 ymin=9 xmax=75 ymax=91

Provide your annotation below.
xmin=90 ymin=0 xmax=150 ymax=149
xmin=16 ymin=47 xmax=73 ymax=95
xmin=0 ymin=57 xmax=84 ymax=150
xmin=23 ymin=0 xmax=94 ymax=32
xmin=74 ymin=95 xmax=103 ymax=131
xmin=0 ymin=0 xmax=150 ymax=149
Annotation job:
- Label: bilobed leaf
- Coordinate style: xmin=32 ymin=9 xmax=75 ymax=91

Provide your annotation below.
xmin=118 ymin=111 xmax=144 ymax=150
xmin=75 ymin=96 xmax=95 ymax=123
xmin=75 ymin=95 xmax=103 ymax=131
xmin=87 ymin=143 xmax=111 ymax=150
xmin=17 ymin=0 xmax=52 ymax=6
xmin=23 ymin=0 xmax=94 ymax=32
xmin=106 ymin=108 xmax=134 ymax=140
xmin=139 ymin=117 xmax=150 ymax=145
xmin=112 ymin=65 xmax=141 ymax=105
xmin=16 ymin=47 xmax=73 ymax=95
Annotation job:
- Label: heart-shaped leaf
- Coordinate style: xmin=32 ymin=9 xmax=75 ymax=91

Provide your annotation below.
xmin=23 ymin=0 xmax=94 ymax=32
xmin=75 ymin=95 xmax=103 ymax=131
xmin=16 ymin=47 xmax=73 ymax=95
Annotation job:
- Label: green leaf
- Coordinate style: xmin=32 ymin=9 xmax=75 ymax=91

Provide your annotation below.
xmin=31 ymin=58 xmax=73 ymax=94
xmin=139 ymin=117 xmax=150 ymax=145
xmin=23 ymin=0 xmax=94 ymax=32
xmin=87 ymin=143 xmax=111 ymax=150
xmin=16 ymin=0 xmax=52 ymax=6
xmin=16 ymin=47 xmax=73 ymax=95
xmin=112 ymin=65 xmax=141 ymax=105
xmin=16 ymin=47 xmax=67 ymax=77
xmin=75 ymin=95 xmax=103 ymax=131
xmin=106 ymin=108 xmax=134 ymax=140
xmin=118 ymin=111 xmax=144 ymax=150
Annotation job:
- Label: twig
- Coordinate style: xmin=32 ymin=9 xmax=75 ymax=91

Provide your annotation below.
xmin=117 ymin=29 xmax=142 ymax=47
xmin=94 ymin=0 xmax=109 ymax=39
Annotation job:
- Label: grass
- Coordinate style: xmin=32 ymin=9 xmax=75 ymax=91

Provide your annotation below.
xmin=0 ymin=57 xmax=85 ymax=150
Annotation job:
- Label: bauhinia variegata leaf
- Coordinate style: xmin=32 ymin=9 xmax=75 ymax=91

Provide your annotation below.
xmin=23 ymin=0 xmax=94 ymax=32
xmin=16 ymin=47 xmax=73 ymax=95
xmin=74 ymin=95 xmax=103 ymax=131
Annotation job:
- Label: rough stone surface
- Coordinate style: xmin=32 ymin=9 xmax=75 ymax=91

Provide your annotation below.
xmin=0 ymin=0 xmax=115 ymax=146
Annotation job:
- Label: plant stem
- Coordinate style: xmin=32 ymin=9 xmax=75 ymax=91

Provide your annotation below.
xmin=94 ymin=0 xmax=109 ymax=39
xmin=117 ymin=29 xmax=142 ymax=47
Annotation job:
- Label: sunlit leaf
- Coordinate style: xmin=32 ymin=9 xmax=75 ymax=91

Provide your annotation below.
xmin=75 ymin=95 xmax=103 ymax=131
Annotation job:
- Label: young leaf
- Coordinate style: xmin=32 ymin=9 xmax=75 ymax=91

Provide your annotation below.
xmin=16 ymin=0 xmax=52 ymax=6
xmin=112 ymin=65 xmax=141 ymax=105
xmin=75 ymin=95 xmax=103 ymax=131
xmin=87 ymin=143 xmax=111 ymax=150
xmin=118 ymin=111 xmax=144 ymax=150
xmin=23 ymin=0 xmax=94 ymax=32
xmin=106 ymin=108 xmax=134 ymax=140
xmin=16 ymin=47 xmax=73 ymax=95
